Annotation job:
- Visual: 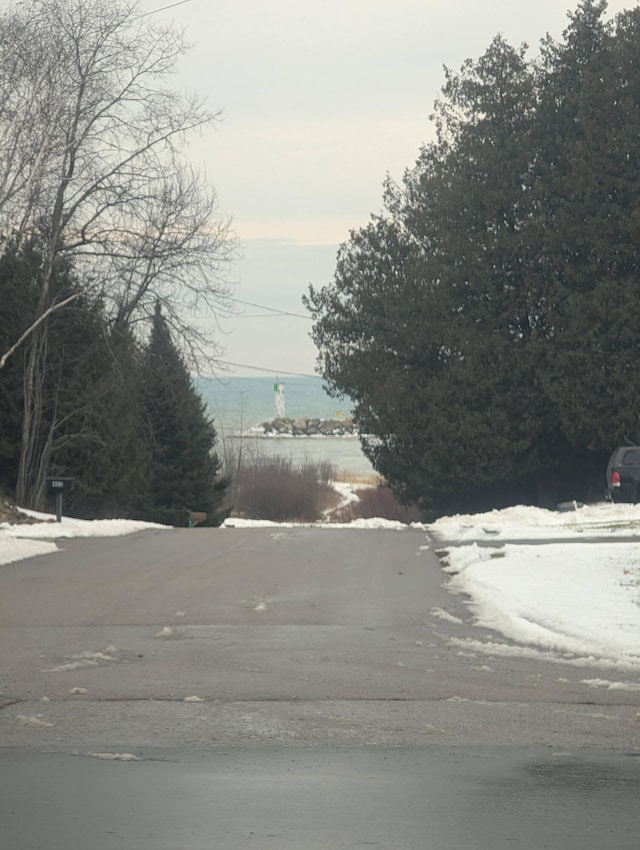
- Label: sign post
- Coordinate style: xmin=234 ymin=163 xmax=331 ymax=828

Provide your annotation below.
xmin=46 ymin=477 xmax=75 ymax=523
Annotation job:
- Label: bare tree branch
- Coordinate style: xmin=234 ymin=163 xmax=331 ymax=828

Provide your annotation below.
xmin=0 ymin=291 xmax=82 ymax=370
xmin=0 ymin=0 xmax=235 ymax=505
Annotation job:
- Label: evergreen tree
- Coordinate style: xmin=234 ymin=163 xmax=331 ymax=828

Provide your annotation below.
xmin=139 ymin=303 xmax=227 ymax=526
xmin=0 ymin=239 xmax=112 ymax=506
xmin=306 ymin=1 xmax=640 ymax=513
xmin=55 ymin=324 xmax=152 ymax=519
xmin=533 ymin=1 xmax=640 ymax=451
xmin=0 ymin=242 xmax=40 ymax=493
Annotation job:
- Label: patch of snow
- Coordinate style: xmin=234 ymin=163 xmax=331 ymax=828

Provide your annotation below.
xmin=154 ymin=627 xmax=179 ymax=639
xmin=329 ymin=480 xmax=360 ymax=507
xmin=6 ymin=510 xmax=171 ymax=540
xmin=0 ymin=536 xmax=59 ymax=566
xmin=88 ymin=752 xmax=142 ymax=761
xmin=443 ymin=542 xmax=640 ymax=670
xmin=17 ymin=714 xmax=53 ymax=727
xmin=43 ymin=645 xmax=122 ymax=672
xmin=222 ymin=516 xmax=410 ymax=530
xmin=430 ymin=606 xmax=464 ymax=625
xmin=427 ymin=502 xmax=640 ymax=542
xmin=581 ymin=678 xmax=640 ymax=692
xmin=1 ymin=510 xmax=171 ymax=568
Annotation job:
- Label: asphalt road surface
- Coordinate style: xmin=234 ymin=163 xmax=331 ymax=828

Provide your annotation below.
xmin=1 ymin=526 xmax=639 ymax=848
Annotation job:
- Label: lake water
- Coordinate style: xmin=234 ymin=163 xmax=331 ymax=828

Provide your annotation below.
xmin=196 ymin=375 xmax=374 ymax=477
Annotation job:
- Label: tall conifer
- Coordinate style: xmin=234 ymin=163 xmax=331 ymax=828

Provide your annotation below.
xmin=140 ymin=303 xmax=227 ymax=526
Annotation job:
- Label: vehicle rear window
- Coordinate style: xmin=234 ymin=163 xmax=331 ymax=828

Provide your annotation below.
xmin=621 ymin=449 xmax=640 ymax=466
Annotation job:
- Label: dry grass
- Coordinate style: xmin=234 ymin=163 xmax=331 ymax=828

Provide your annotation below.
xmin=332 ymin=484 xmax=422 ymax=524
xmin=0 ymin=495 xmax=38 ymax=525
xmin=331 ymin=470 xmax=381 ymax=487
xmin=230 ymin=456 xmax=338 ymax=522
xmin=227 ymin=455 xmax=420 ymax=525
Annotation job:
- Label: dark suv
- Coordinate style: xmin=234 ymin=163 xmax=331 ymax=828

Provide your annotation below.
xmin=605 ymin=446 xmax=640 ymax=502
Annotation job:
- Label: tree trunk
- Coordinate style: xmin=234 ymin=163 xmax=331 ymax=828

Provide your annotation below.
xmin=535 ymin=475 xmax=559 ymax=510
xmin=15 ymin=324 xmax=49 ymax=509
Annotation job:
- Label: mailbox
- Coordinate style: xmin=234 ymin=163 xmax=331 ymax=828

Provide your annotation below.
xmin=46 ymin=476 xmax=75 ymax=522
xmin=47 ymin=477 xmax=75 ymax=492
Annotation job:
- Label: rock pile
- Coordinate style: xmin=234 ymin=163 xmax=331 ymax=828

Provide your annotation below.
xmin=251 ymin=417 xmax=357 ymax=437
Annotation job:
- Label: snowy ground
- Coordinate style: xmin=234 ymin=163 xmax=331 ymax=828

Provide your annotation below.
xmin=2 ymin=499 xmax=640 ymax=676
xmin=0 ymin=509 xmax=170 ymax=567
xmin=427 ymin=503 xmax=640 ymax=675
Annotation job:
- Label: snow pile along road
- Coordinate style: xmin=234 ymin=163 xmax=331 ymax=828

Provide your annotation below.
xmin=0 ymin=510 xmax=171 ymax=567
xmin=427 ymin=501 xmax=640 ymax=542
xmin=427 ymin=504 xmax=640 ymax=672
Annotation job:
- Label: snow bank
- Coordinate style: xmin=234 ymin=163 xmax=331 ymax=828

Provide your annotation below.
xmin=427 ymin=502 xmax=640 ymax=542
xmin=0 ymin=536 xmax=59 ymax=566
xmin=7 ymin=509 xmax=170 ymax=539
xmin=438 ymin=533 xmax=640 ymax=670
xmin=0 ymin=511 xmax=170 ymax=568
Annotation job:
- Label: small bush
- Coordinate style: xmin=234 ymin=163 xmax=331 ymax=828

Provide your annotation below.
xmin=333 ymin=484 xmax=422 ymax=524
xmin=231 ymin=456 xmax=338 ymax=522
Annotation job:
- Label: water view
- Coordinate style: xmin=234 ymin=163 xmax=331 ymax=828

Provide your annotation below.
xmin=196 ymin=375 xmax=374 ymax=477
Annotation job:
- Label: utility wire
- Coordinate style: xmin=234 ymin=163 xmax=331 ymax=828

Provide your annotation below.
xmin=219 ymin=360 xmax=319 ymax=379
xmin=230 ymin=297 xmax=311 ymax=320
xmin=141 ymin=0 xmax=193 ymax=17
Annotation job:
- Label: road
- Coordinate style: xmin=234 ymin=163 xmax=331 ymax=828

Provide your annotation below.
xmin=1 ymin=526 xmax=639 ymax=848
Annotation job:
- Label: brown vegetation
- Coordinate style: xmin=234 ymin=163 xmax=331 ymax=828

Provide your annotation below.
xmin=227 ymin=455 xmax=421 ymax=525
xmin=230 ymin=457 xmax=339 ymax=523
xmin=0 ymin=495 xmax=40 ymax=525
xmin=331 ymin=484 xmax=422 ymax=524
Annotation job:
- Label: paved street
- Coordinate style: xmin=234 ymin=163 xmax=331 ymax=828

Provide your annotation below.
xmin=1 ymin=527 xmax=639 ymax=848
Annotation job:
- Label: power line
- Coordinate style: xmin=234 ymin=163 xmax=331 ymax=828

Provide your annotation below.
xmin=230 ymin=297 xmax=311 ymax=320
xmin=221 ymin=313 xmax=286 ymax=319
xmin=219 ymin=360 xmax=319 ymax=379
xmin=141 ymin=0 xmax=193 ymax=17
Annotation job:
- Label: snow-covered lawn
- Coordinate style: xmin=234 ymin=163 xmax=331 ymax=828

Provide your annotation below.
xmin=2 ymin=499 xmax=640 ymax=673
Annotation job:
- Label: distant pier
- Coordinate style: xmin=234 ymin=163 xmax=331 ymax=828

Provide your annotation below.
xmin=248 ymin=416 xmax=357 ymax=437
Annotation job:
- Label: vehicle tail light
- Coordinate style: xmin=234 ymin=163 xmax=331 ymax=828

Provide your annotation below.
xmin=611 ymin=471 xmax=621 ymax=488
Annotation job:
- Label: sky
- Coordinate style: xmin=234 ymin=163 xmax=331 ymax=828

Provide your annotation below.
xmin=3 ymin=499 xmax=640 ymax=675
xmin=141 ymin=0 xmax=636 ymax=377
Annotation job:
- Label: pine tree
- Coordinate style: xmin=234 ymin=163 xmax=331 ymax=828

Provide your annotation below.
xmin=0 ymin=242 xmax=39 ymax=494
xmin=139 ymin=303 xmax=227 ymax=526
xmin=56 ymin=324 xmax=153 ymax=519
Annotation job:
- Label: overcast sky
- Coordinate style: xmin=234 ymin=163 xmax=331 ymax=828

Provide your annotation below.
xmin=143 ymin=0 xmax=634 ymax=377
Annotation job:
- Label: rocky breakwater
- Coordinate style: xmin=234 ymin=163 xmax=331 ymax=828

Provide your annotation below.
xmin=250 ymin=416 xmax=357 ymax=437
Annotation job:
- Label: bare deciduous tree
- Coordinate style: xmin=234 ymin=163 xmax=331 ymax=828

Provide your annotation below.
xmin=0 ymin=0 xmax=235 ymax=506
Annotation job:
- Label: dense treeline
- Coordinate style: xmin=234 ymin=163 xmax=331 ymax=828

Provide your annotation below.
xmin=306 ymin=0 xmax=640 ymax=514
xmin=0 ymin=242 xmax=227 ymax=525
xmin=0 ymin=0 xmax=231 ymax=524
